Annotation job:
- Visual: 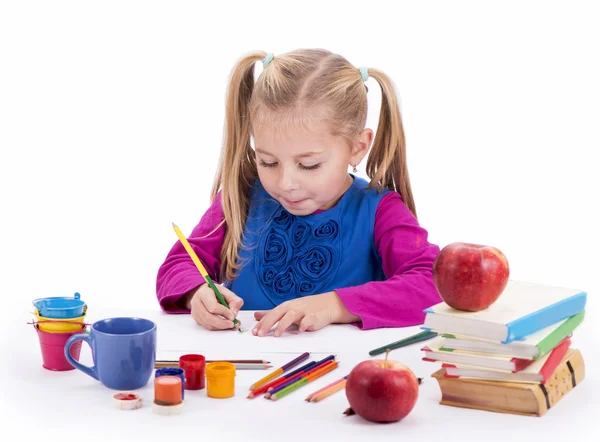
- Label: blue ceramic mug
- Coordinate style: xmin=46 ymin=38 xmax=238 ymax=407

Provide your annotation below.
xmin=64 ymin=317 xmax=156 ymax=390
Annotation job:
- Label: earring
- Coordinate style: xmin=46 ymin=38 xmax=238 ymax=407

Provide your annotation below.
xmin=352 ymin=164 xmax=358 ymax=173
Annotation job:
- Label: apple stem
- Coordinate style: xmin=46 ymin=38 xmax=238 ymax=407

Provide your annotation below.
xmin=384 ymin=349 xmax=390 ymax=369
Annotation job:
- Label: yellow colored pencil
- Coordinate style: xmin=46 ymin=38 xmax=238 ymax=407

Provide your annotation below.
xmin=270 ymin=361 xmax=339 ymax=401
xmin=249 ymin=352 xmax=310 ymax=391
xmin=171 ymin=222 xmax=240 ymax=329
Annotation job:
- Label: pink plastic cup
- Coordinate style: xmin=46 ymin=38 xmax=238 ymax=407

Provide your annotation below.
xmin=35 ymin=324 xmax=86 ymax=371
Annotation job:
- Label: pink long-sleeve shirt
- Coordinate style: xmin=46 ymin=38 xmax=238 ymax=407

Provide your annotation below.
xmin=156 ymin=191 xmax=441 ymax=330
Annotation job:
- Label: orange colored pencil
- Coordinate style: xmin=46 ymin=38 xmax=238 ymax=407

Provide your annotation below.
xmin=309 ymin=379 xmax=347 ymax=402
xmin=305 ymin=375 xmax=348 ymax=402
xmin=264 ymin=360 xmax=336 ymax=399
xmin=305 ymin=361 xmax=338 ymax=381
xmin=270 ymin=361 xmax=339 ymax=401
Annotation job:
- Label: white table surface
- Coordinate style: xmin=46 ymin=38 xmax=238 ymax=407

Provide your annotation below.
xmin=4 ymin=304 xmax=599 ymax=442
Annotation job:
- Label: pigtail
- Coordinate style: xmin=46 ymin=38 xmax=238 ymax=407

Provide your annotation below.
xmin=365 ymin=69 xmax=417 ymax=218
xmin=210 ymin=51 xmax=266 ymax=282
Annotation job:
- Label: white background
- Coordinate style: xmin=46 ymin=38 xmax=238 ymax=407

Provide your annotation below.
xmin=1 ymin=0 xmax=599 ymax=440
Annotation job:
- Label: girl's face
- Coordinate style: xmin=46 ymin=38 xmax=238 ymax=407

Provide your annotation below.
xmin=253 ymin=117 xmax=372 ymax=216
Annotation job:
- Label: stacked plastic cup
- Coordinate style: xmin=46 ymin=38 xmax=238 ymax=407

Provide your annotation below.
xmin=31 ymin=292 xmax=88 ymax=371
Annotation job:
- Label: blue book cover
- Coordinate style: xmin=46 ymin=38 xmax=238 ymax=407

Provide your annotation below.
xmin=421 ymin=280 xmax=586 ymax=343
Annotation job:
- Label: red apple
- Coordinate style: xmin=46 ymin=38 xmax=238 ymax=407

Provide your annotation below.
xmin=345 ymin=359 xmax=419 ymax=423
xmin=433 ymin=242 xmax=509 ymax=312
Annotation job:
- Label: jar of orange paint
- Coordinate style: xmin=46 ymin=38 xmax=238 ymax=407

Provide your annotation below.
xmin=205 ymin=362 xmax=236 ymax=398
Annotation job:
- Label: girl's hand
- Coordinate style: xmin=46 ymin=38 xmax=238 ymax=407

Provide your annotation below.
xmin=252 ymin=291 xmax=359 ymax=337
xmin=187 ymin=283 xmax=244 ymax=331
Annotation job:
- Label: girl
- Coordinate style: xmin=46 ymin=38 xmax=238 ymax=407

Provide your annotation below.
xmin=156 ymin=49 xmax=441 ymax=337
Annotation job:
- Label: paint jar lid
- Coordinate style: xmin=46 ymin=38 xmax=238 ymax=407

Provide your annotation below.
xmin=179 ymin=354 xmax=205 ymax=369
xmin=155 ymin=367 xmax=184 ymax=377
xmin=206 ymin=362 xmax=236 ymax=378
xmin=113 ymin=392 xmax=142 ymax=410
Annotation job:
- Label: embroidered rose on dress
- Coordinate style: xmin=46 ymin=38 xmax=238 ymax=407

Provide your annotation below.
xmin=256 ymin=208 xmax=341 ymax=302
xmin=261 ymin=266 xmax=277 ymax=289
xmin=313 ymin=219 xmax=339 ymax=241
xmin=272 ymin=267 xmax=297 ymax=298
xmin=291 ymin=221 xmax=310 ymax=248
xmin=299 ymin=281 xmax=315 ymax=296
xmin=262 ymin=228 xmax=292 ymax=267
xmin=273 ymin=210 xmax=294 ymax=230
xmin=296 ymin=245 xmax=335 ymax=281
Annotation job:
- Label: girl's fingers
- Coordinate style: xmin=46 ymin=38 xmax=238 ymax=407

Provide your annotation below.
xmin=273 ymin=311 xmax=299 ymax=337
xmin=253 ymin=307 xmax=285 ymax=337
xmin=201 ymin=311 xmax=235 ymax=330
xmin=299 ymin=313 xmax=319 ymax=332
xmin=219 ymin=285 xmax=244 ymax=315
xmin=201 ymin=291 xmax=235 ymax=321
xmin=254 ymin=311 xmax=267 ymax=321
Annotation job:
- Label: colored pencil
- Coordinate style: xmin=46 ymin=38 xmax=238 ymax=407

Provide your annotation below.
xmin=247 ymin=361 xmax=318 ymax=399
xmin=156 ymin=359 xmax=269 ymax=366
xmin=265 ymin=355 xmax=335 ymax=399
xmin=265 ymin=355 xmax=334 ymax=393
xmin=305 ymin=375 xmax=348 ymax=402
xmin=155 ymin=361 xmax=271 ymax=370
xmin=172 ymin=222 xmax=241 ymax=330
xmin=270 ymin=361 xmax=339 ymax=401
xmin=265 ymin=360 xmax=335 ymax=399
xmin=249 ymin=352 xmax=310 ymax=391
xmin=368 ymin=330 xmax=438 ymax=356
xmin=309 ymin=379 xmax=347 ymax=402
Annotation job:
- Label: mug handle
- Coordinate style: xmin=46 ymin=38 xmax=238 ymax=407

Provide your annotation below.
xmin=64 ymin=333 xmax=99 ymax=381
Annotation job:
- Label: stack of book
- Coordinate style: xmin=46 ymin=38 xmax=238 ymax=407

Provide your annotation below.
xmin=420 ymin=280 xmax=587 ymax=417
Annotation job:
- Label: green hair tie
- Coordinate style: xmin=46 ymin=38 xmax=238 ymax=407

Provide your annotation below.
xmin=359 ymin=67 xmax=369 ymax=82
xmin=263 ymin=52 xmax=274 ymax=68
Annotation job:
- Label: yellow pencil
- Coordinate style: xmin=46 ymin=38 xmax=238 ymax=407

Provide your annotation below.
xmin=171 ymin=222 xmax=240 ymax=329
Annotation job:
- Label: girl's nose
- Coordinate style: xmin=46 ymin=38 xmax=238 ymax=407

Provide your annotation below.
xmin=278 ymin=167 xmax=300 ymax=192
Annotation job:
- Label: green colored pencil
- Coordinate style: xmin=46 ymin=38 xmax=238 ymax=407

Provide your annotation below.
xmin=172 ymin=222 xmax=241 ymax=330
xmin=271 ymin=377 xmax=308 ymax=401
xmin=369 ymin=330 xmax=438 ymax=356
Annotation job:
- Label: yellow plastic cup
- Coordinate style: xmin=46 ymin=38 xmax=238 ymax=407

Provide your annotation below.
xmin=33 ymin=310 xmax=87 ymax=333
xmin=205 ymin=362 xmax=236 ymax=398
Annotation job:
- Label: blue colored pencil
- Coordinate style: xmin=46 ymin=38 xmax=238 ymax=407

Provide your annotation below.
xmin=265 ymin=355 xmax=336 ymax=398
xmin=247 ymin=361 xmax=318 ymax=399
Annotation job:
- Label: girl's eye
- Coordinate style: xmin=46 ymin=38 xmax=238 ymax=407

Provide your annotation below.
xmin=259 ymin=160 xmax=278 ymax=168
xmin=259 ymin=160 xmax=322 ymax=171
xmin=300 ymin=163 xmax=322 ymax=170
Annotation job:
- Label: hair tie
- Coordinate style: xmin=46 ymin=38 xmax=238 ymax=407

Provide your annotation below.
xmin=359 ymin=67 xmax=369 ymax=82
xmin=263 ymin=52 xmax=274 ymax=68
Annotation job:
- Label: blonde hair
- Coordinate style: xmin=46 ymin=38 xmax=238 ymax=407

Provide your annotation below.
xmin=210 ymin=49 xmax=416 ymax=282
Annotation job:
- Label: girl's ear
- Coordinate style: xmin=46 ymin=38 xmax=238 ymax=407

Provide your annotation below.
xmin=351 ymin=128 xmax=373 ymax=165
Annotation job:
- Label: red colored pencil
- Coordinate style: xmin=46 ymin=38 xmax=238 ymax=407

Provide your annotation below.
xmin=247 ymin=361 xmax=317 ymax=399
xmin=264 ymin=360 xmax=336 ymax=399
